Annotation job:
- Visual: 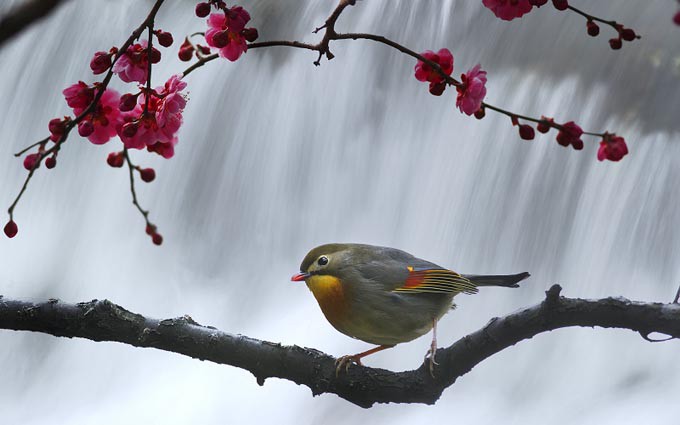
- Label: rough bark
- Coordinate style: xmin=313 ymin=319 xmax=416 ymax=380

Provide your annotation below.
xmin=0 ymin=0 xmax=68 ymax=47
xmin=1 ymin=285 xmax=678 ymax=408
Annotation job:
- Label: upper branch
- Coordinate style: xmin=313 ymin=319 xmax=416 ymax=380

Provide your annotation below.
xmin=0 ymin=0 xmax=69 ymax=47
xmin=1 ymin=285 xmax=678 ymax=408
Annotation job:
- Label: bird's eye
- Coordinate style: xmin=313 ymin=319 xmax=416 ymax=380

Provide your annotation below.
xmin=317 ymin=256 xmax=329 ymax=266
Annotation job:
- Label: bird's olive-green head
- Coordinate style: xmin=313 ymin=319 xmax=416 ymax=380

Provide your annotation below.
xmin=291 ymin=243 xmax=352 ymax=281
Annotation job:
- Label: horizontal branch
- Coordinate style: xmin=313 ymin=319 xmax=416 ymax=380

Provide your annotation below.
xmin=1 ymin=285 xmax=678 ymax=408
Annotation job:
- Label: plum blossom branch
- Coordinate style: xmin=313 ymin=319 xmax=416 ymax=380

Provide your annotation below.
xmin=1 ymin=285 xmax=679 ymax=408
xmin=482 ymin=1 xmax=639 ymax=49
xmin=5 ymin=0 xmax=168 ymax=241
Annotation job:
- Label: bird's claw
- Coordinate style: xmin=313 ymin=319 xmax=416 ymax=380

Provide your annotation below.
xmin=335 ymin=355 xmax=362 ymax=377
xmin=424 ymin=347 xmax=439 ymax=378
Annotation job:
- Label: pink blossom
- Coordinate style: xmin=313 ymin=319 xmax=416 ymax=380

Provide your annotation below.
xmin=482 ymin=0 xmax=533 ymax=21
xmin=597 ymin=135 xmax=628 ymax=162
xmin=72 ymin=89 xmax=121 ymax=145
xmin=116 ymin=75 xmax=187 ymax=158
xmin=456 ymin=64 xmax=487 ymax=115
xmin=205 ymin=9 xmax=252 ymax=61
xmin=414 ymin=49 xmax=454 ymax=84
xmin=63 ymin=81 xmax=94 ymax=109
xmin=112 ymin=42 xmax=159 ymax=84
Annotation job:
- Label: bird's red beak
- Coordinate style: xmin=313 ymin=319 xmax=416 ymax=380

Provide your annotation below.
xmin=291 ymin=272 xmax=310 ymax=282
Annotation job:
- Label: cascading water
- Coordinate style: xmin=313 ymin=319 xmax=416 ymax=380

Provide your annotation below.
xmin=1 ymin=0 xmax=679 ymax=423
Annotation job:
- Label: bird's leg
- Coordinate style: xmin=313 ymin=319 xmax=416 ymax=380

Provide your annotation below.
xmin=424 ymin=318 xmax=439 ymax=377
xmin=335 ymin=344 xmax=394 ymax=376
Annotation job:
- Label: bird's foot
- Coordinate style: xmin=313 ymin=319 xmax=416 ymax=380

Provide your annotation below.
xmin=335 ymin=355 xmax=362 ymax=377
xmin=424 ymin=345 xmax=439 ymax=378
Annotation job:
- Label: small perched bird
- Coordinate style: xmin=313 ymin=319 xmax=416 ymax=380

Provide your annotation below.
xmin=291 ymin=243 xmax=530 ymax=375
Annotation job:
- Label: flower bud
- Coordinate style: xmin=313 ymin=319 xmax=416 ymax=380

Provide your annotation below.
xmin=45 ymin=156 xmax=57 ymax=169
xmin=519 ymin=124 xmax=535 ymax=140
xmin=212 ymin=31 xmax=229 ymax=48
xmin=4 ymin=220 xmax=18 ymax=238
xmin=586 ymin=20 xmax=599 ymax=37
xmin=119 ymin=93 xmax=139 ymax=112
xmin=78 ymin=120 xmax=95 ymax=137
xmin=156 ymin=30 xmax=174 ymax=47
xmin=121 ymin=121 xmax=138 ymax=137
xmin=106 ymin=151 xmax=125 ymax=168
xmin=242 ymin=28 xmax=259 ymax=42
xmin=140 ymin=167 xmax=156 ymax=183
xmin=552 ymin=0 xmax=568 ymax=11
xmin=152 ymin=233 xmax=163 ymax=245
xmin=620 ymin=28 xmax=636 ymax=41
xmin=90 ymin=51 xmax=112 ymax=74
xmin=23 ymin=153 xmax=41 ymax=170
xmin=196 ymin=2 xmax=211 ymax=18
xmin=609 ymin=38 xmax=622 ymax=50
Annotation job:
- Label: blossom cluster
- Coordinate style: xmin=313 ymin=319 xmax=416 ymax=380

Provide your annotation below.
xmin=413 ymin=49 xmax=628 ymax=162
xmin=7 ymin=2 xmax=258 ymax=241
xmin=482 ymin=0 xmax=639 ymax=49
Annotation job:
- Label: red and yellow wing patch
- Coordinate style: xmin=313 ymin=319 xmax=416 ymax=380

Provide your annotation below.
xmin=393 ymin=266 xmax=478 ymax=295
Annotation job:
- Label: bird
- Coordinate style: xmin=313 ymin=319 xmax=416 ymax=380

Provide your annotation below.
xmin=291 ymin=243 xmax=530 ymax=376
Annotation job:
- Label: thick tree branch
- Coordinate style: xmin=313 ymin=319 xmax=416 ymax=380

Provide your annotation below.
xmin=0 ymin=0 xmax=69 ymax=47
xmin=1 ymin=285 xmax=679 ymax=408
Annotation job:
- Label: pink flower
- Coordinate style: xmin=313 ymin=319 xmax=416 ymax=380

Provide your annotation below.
xmin=556 ymin=121 xmax=584 ymax=150
xmin=156 ymin=75 xmax=187 ymax=128
xmin=205 ymin=7 xmax=253 ymax=62
xmin=116 ymin=75 xmax=187 ymax=158
xmin=112 ymin=42 xmax=160 ymax=84
xmin=456 ymin=64 xmax=487 ymax=115
xmin=71 ymin=89 xmax=121 ymax=145
xmin=63 ymin=81 xmax=94 ymax=109
xmin=597 ymin=135 xmax=628 ymax=162
xmin=415 ymin=49 xmax=454 ymax=84
xmin=482 ymin=0 xmax=533 ymax=21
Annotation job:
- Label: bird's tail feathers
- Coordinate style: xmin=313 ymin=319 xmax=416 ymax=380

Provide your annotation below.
xmin=463 ymin=272 xmax=530 ymax=288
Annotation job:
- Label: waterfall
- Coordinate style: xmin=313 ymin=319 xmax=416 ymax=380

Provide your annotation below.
xmin=1 ymin=0 xmax=678 ymax=423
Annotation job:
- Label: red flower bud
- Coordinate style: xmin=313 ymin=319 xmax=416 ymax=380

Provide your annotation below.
xmin=45 ymin=156 xmax=57 ymax=169
xmin=149 ymin=47 xmax=162 ymax=64
xmin=121 ymin=121 xmax=139 ymax=137
xmin=474 ymin=108 xmax=486 ymax=120
xmin=530 ymin=0 xmax=548 ymax=6
xmin=152 ymin=233 xmax=163 ymax=245
xmin=90 ymin=51 xmax=112 ymax=74
xmin=119 ymin=93 xmax=139 ymax=111
xmin=140 ymin=167 xmax=156 ymax=183
xmin=78 ymin=120 xmax=95 ymax=137
xmin=196 ymin=2 xmax=211 ymax=18
xmin=609 ymin=38 xmax=622 ymax=50
xmin=242 ymin=28 xmax=259 ymax=42
xmin=552 ymin=0 xmax=568 ymax=11
xmin=586 ymin=21 xmax=599 ymax=37
xmin=197 ymin=44 xmax=211 ymax=55
xmin=620 ymin=28 xmax=636 ymax=42
xmin=212 ymin=31 xmax=229 ymax=48
xmin=428 ymin=81 xmax=446 ymax=96
xmin=146 ymin=224 xmax=157 ymax=235
xmin=519 ymin=124 xmax=535 ymax=140
xmin=4 ymin=220 xmax=18 ymax=238
xmin=674 ymin=11 xmax=680 ymax=26
xmin=106 ymin=151 xmax=125 ymax=168
xmin=537 ymin=117 xmax=553 ymax=133
xmin=23 ymin=153 xmax=41 ymax=170
xmin=178 ymin=46 xmax=194 ymax=61
xmin=156 ymin=30 xmax=174 ymax=47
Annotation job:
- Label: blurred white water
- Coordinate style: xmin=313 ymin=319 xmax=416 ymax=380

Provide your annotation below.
xmin=1 ymin=0 xmax=679 ymax=423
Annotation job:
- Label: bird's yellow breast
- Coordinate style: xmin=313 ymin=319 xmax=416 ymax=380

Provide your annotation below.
xmin=306 ymin=275 xmax=348 ymax=327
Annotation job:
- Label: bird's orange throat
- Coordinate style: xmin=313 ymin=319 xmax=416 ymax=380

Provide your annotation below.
xmin=306 ymin=275 xmax=348 ymax=326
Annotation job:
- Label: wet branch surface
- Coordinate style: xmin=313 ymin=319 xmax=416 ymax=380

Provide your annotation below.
xmin=0 ymin=0 xmax=69 ymax=47
xmin=1 ymin=285 xmax=678 ymax=408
